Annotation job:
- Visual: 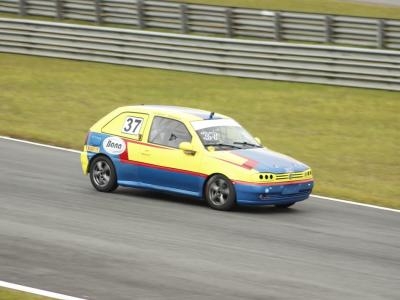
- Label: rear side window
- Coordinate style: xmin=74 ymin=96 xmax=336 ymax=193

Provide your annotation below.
xmin=102 ymin=112 xmax=148 ymax=140
xmin=149 ymin=116 xmax=192 ymax=148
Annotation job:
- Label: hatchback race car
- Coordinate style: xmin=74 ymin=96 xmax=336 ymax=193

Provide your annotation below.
xmin=81 ymin=105 xmax=314 ymax=210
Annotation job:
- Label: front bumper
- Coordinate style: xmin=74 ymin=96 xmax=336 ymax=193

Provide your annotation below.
xmin=234 ymin=180 xmax=314 ymax=206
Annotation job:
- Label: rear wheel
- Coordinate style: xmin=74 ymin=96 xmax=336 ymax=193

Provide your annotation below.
xmin=205 ymin=174 xmax=236 ymax=211
xmin=89 ymin=156 xmax=118 ymax=192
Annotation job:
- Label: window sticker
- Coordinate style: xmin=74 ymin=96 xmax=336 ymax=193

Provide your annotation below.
xmin=199 ymin=130 xmax=220 ymax=142
xmin=122 ymin=117 xmax=143 ymax=135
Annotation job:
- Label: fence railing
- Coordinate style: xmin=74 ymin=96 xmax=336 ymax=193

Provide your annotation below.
xmin=0 ymin=0 xmax=400 ymax=50
xmin=1 ymin=18 xmax=399 ymax=91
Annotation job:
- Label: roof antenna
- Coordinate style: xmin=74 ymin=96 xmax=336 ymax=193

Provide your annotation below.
xmin=209 ymin=112 xmax=215 ymax=119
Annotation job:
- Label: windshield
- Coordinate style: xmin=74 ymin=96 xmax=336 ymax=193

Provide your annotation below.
xmin=191 ymin=119 xmax=261 ymax=150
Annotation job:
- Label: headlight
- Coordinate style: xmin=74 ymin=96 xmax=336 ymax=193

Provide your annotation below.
xmin=257 ymin=173 xmax=275 ymax=181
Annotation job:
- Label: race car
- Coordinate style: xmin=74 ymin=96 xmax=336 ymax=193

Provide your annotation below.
xmin=81 ymin=105 xmax=314 ymax=210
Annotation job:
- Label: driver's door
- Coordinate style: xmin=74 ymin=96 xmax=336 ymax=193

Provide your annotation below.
xmin=134 ymin=116 xmax=204 ymax=196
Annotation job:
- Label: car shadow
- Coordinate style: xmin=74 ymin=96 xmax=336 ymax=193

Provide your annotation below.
xmin=114 ymin=187 xmax=302 ymax=214
xmin=114 ymin=187 xmax=207 ymax=208
xmin=232 ymin=205 xmax=302 ymax=215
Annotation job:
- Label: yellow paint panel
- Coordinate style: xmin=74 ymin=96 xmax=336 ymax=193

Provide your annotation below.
xmin=80 ymin=151 xmax=89 ymax=175
xmin=129 ymin=141 xmax=202 ymax=173
xmin=209 ymin=151 xmax=248 ymax=165
xmin=127 ymin=142 xmax=137 ymax=161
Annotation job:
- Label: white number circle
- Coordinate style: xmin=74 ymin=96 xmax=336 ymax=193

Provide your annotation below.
xmin=102 ymin=136 xmax=126 ymax=155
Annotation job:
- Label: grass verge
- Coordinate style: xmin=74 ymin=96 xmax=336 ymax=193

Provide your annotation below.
xmin=0 ymin=287 xmax=52 ymax=300
xmin=0 ymin=53 xmax=399 ymax=209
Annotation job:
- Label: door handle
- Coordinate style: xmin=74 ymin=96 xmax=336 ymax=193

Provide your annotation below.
xmin=141 ymin=149 xmax=151 ymax=156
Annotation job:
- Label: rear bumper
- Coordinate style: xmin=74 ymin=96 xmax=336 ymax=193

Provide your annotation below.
xmin=80 ymin=151 xmax=89 ymax=175
xmin=234 ymin=180 xmax=314 ymax=206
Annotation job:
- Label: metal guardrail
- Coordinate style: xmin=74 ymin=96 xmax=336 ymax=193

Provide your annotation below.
xmin=0 ymin=0 xmax=400 ymax=50
xmin=1 ymin=18 xmax=399 ymax=91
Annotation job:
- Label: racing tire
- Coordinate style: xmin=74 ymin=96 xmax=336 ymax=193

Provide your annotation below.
xmin=89 ymin=156 xmax=118 ymax=192
xmin=205 ymin=174 xmax=236 ymax=211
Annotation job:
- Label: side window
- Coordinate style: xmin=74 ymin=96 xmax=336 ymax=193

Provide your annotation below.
xmin=149 ymin=116 xmax=192 ymax=148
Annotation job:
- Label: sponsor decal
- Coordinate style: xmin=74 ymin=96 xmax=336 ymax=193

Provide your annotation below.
xmin=102 ymin=136 xmax=126 ymax=155
xmin=86 ymin=145 xmax=100 ymax=153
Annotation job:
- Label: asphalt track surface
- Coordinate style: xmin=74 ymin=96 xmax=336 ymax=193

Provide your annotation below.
xmin=0 ymin=139 xmax=399 ymax=300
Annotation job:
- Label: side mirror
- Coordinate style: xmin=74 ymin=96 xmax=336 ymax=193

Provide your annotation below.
xmin=254 ymin=137 xmax=261 ymax=145
xmin=179 ymin=142 xmax=196 ymax=155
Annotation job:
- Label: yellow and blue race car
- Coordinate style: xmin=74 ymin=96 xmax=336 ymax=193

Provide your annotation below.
xmin=81 ymin=105 xmax=313 ymax=210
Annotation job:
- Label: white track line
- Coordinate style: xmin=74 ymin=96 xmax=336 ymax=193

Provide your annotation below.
xmin=311 ymin=194 xmax=399 ymax=213
xmin=0 ymin=280 xmax=86 ymax=300
xmin=0 ymin=136 xmax=81 ymax=154
xmin=1 ymin=136 xmax=399 ymax=213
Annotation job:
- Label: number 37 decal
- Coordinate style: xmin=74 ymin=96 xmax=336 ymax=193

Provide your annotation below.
xmin=122 ymin=117 xmax=143 ymax=135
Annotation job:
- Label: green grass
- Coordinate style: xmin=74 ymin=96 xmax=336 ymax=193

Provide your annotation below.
xmin=0 ymin=53 xmax=399 ymax=209
xmin=175 ymin=0 xmax=400 ymax=19
xmin=0 ymin=288 xmax=52 ymax=300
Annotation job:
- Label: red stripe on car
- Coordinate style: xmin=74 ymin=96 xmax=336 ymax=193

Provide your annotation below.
xmin=120 ymin=158 xmax=207 ymax=178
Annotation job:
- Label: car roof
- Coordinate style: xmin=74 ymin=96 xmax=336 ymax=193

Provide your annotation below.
xmin=122 ymin=105 xmax=229 ymax=121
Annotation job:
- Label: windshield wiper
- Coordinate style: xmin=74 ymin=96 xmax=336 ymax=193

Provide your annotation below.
xmin=233 ymin=141 xmax=261 ymax=148
xmin=204 ymin=143 xmax=242 ymax=149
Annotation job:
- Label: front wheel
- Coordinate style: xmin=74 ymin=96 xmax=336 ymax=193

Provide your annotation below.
xmin=89 ymin=156 xmax=118 ymax=192
xmin=205 ymin=174 xmax=236 ymax=211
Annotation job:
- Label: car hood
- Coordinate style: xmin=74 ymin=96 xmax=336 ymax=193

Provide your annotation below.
xmin=210 ymin=147 xmax=309 ymax=173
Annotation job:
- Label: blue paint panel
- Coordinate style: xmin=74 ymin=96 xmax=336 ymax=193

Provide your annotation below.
xmin=118 ymin=180 xmax=202 ymax=198
xmin=87 ymin=132 xmax=104 ymax=146
xmin=86 ymin=132 xmax=139 ymax=182
xmin=235 ymin=181 xmax=314 ymax=206
xmin=137 ymin=164 xmax=205 ymax=197
xmin=113 ymin=158 xmax=139 ymax=183
xmin=232 ymin=148 xmax=309 ymax=173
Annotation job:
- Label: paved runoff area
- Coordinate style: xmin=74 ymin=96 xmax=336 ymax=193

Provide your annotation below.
xmin=0 ymin=138 xmax=399 ymax=300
